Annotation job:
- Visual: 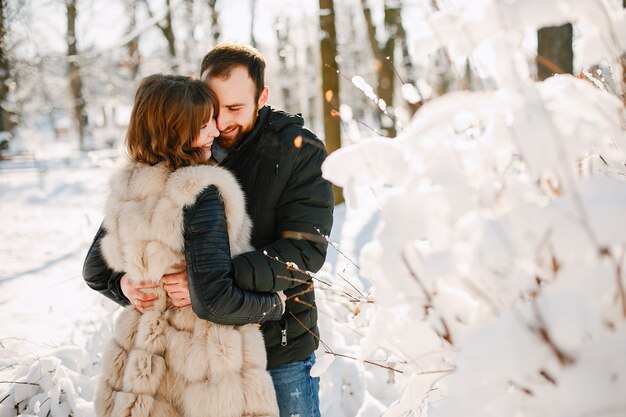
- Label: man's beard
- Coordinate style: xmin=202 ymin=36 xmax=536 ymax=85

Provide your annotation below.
xmin=217 ymin=107 xmax=259 ymax=150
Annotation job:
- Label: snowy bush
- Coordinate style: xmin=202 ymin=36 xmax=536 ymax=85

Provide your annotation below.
xmin=0 ymin=347 xmax=94 ymax=417
xmin=322 ymin=1 xmax=626 ymax=416
xmin=0 ymin=319 xmax=113 ymax=417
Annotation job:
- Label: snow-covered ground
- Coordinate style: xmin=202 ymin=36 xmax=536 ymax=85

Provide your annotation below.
xmin=0 ymin=140 xmax=393 ymax=417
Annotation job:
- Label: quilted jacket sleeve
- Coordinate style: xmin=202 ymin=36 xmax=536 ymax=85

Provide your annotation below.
xmin=184 ymin=186 xmax=283 ymax=325
xmin=231 ymin=134 xmax=334 ymax=292
xmin=82 ymin=225 xmax=129 ymax=306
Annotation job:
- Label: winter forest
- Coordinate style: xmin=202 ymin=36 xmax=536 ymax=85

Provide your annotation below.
xmin=1 ymin=0 xmax=626 ymax=416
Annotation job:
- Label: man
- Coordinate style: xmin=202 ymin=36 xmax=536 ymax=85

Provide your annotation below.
xmin=83 ymin=42 xmax=334 ymax=417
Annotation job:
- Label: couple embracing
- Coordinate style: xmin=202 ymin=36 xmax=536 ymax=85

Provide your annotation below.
xmin=82 ymin=43 xmax=334 ymax=417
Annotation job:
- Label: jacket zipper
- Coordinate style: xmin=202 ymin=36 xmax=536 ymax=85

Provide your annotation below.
xmin=280 ymin=318 xmax=288 ymax=347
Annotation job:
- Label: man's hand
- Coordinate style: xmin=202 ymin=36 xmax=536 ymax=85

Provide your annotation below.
xmin=120 ymin=274 xmax=159 ymax=313
xmin=162 ymin=269 xmax=191 ymax=308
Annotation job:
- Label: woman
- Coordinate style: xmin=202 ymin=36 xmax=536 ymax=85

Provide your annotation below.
xmin=95 ymin=74 xmax=283 ymax=417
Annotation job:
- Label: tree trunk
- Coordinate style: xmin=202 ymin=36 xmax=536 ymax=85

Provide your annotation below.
xmin=276 ymin=16 xmax=291 ymax=111
xmin=361 ymin=0 xmax=399 ymax=137
xmin=127 ymin=0 xmax=140 ymax=80
xmin=184 ymin=0 xmax=195 ymax=67
xmin=250 ymin=0 xmax=256 ymax=48
xmin=142 ymin=0 xmax=177 ymax=70
xmin=622 ymin=0 xmax=626 ymax=104
xmin=208 ymin=0 xmax=220 ymax=46
xmin=37 ymin=60 xmax=60 ymax=140
xmin=319 ymin=0 xmax=343 ymax=204
xmin=429 ymin=0 xmax=453 ymax=96
xmin=379 ymin=2 xmax=399 ymax=137
xmin=537 ymin=23 xmax=573 ymax=81
xmin=396 ymin=10 xmax=419 ymax=115
xmin=0 ymin=0 xmax=16 ymax=144
xmin=67 ymin=0 xmax=88 ymax=150
xmin=162 ymin=0 xmax=177 ymax=69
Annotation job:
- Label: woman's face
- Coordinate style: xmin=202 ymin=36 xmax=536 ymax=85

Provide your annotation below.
xmin=192 ymin=116 xmax=220 ymax=160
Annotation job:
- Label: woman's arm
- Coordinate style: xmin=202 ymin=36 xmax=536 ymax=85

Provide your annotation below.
xmin=82 ymin=225 xmax=130 ymax=306
xmin=83 ymin=225 xmax=159 ymax=310
xmin=183 ymin=185 xmax=283 ymax=325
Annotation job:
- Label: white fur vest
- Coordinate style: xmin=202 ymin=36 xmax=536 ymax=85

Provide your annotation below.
xmin=95 ymin=160 xmax=279 ymax=417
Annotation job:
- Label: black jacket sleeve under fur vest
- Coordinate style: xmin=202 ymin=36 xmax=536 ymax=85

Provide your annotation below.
xmin=82 ymin=186 xmax=282 ymax=325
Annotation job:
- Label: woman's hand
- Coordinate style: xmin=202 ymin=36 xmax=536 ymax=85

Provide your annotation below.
xmin=162 ymin=267 xmax=191 ymax=308
xmin=120 ymin=274 xmax=159 ymax=313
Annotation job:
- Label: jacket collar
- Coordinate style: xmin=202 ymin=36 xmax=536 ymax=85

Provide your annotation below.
xmin=231 ymin=106 xmax=304 ymax=152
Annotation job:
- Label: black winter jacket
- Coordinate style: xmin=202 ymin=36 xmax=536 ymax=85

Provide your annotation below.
xmin=83 ymin=106 xmax=334 ymax=368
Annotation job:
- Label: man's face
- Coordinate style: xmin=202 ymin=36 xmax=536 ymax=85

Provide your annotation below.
xmin=203 ymin=65 xmax=269 ymax=149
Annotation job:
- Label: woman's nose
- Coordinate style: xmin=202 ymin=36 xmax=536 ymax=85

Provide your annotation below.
xmin=209 ymin=121 xmax=220 ymax=137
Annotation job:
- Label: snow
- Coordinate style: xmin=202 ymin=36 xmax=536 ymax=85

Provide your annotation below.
xmin=0 ymin=144 xmax=119 ymax=416
xmin=3 ymin=0 xmax=626 ymax=415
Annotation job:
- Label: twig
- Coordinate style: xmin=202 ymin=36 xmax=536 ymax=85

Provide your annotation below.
xmin=38 ymin=397 xmax=51 ymax=414
xmin=323 ymin=350 xmax=404 ymax=373
xmin=275 ymin=275 xmax=314 ymax=286
xmin=285 ymin=286 xmax=315 ymax=302
xmin=328 ymin=101 xmax=391 ymax=139
xmin=539 ymin=369 xmax=557 ymax=385
xmin=531 ymin=304 xmax=575 ymax=367
xmin=535 ymin=54 xmax=567 ymax=77
xmin=263 ymin=252 xmax=332 ymax=286
xmin=336 ymin=271 xmax=367 ymax=299
xmin=278 ymin=229 xmax=367 ymax=301
xmin=401 ymin=250 xmax=453 ymax=345
xmin=289 ymin=298 xmax=410 ymax=373
xmin=599 ymin=247 xmax=626 ymax=318
xmin=314 ymin=227 xmax=361 ymax=270
xmin=385 ymin=56 xmax=406 ymax=85
xmin=509 ymin=380 xmax=534 ymax=396
xmin=282 ymin=274 xmax=368 ymax=304
xmin=428 ymin=369 xmax=455 ymax=393
xmin=416 ymin=368 xmax=455 ymax=375
xmin=0 ymin=363 xmax=19 ymax=373
xmin=354 ymin=119 xmax=392 ymax=138
xmin=617 ymin=250 xmax=626 ymax=318
xmin=401 ymin=250 xmax=432 ymax=305
xmin=289 ymin=311 xmax=332 ymax=352
xmin=0 ymin=380 xmax=40 ymax=385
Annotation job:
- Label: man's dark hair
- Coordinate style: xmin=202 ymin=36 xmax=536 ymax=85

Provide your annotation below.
xmin=200 ymin=42 xmax=266 ymax=101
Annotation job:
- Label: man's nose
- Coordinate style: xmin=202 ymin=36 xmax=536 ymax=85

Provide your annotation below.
xmin=216 ymin=113 xmax=228 ymax=131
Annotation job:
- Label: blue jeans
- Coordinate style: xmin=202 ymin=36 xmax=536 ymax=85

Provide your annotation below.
xmin=268 ymin=353 xmax=321 ymax=417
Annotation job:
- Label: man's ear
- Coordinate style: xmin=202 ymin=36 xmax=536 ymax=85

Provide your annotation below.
xmin=257 ymin=86 xmax=270 ymax=108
